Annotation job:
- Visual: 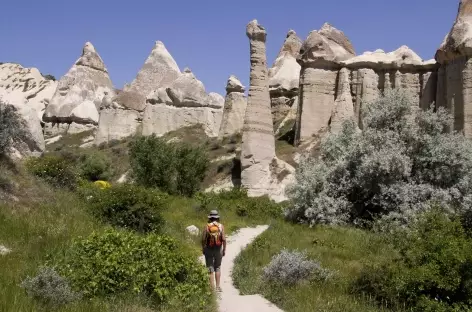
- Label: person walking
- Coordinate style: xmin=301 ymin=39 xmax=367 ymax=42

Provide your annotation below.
xmin=202 ymin=209 xmax=226 ymax=292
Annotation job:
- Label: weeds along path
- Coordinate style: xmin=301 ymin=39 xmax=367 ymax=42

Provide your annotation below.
xmin=200 ymin=225 xmax=284 ymax=312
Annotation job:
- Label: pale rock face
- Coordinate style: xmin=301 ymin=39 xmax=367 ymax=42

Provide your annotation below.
xmin=436 ymin=0 xmax=472 ymax=64
xmin=0 ymin=96 xmax=45 ymax=158
xmin=298 ymin=23 xmax=355 ymax=66
xmin=186 ymin=225 xmax=200 ymax=236
xmin=219 ymin=75 xmax=247 ymax=138
xmin=435 ymin=0 xmax=472 ymax=137
xmin=94 ymin=109 xmax=141 ymax=145
xmin=124 ymin=41 xmax=181 ymax=98
xmin=0 ymin=63 xmax=57 ymax=120
xmin=226 ymin=75 xmax=246 ymax=93
xmin=295 ymin=23 xmax=356 ymax=143
xmin=70 ymin=100 xmax=99 ymax=124
xmin=269 ymin=30 xmax=302 ymax=126
xmin=241 ymin=20 xmax=276 ymax=197
xmin=142 ymin=104 xmax=223 ymax=137
xmin=143 ymin=69 xmax=224 ymax=137
xmin=44 ymin=42 xmax=114 ymax=131
xmin=330 ymin=68 xmax=355 ymax=134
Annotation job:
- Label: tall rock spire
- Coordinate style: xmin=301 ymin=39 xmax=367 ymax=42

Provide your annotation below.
xmin=241 ymin=20 xmax=276 ymax=197
xmin=218 ymin=75 xmax=247 ymax=138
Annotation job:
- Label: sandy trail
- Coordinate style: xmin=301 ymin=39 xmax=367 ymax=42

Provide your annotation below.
xmin=200 ymin=225 xmax=284 ymax=312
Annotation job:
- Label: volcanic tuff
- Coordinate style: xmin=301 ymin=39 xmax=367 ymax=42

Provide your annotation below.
xmin=218 ymin=75 xmax=247 ymax=138
xmin=43 ymin=42 xmax=114 ymax=134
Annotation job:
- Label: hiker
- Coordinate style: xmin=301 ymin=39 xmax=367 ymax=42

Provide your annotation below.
xmin=202 ymin=209 xmax=226 ymax=292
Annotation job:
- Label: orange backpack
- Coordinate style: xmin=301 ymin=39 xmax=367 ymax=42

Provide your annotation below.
xmin=206 ymin=222 xmax=223 ymax=247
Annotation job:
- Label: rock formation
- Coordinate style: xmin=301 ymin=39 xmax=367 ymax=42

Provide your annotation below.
xmin=294 ymin=23 xmax=439 ymax=143
xmin=268 ymin=30 xmax=303 ymax=129
xmin=0 ymin=63 xmax=57 ymax=120
xmin=121 ymin=41 xmax=181 ymax=111
xmin=294 ymin=23 xmax=356 ymax=144
xmin=0 ymin=97 xmax=45 ymax=158
xmin=142 ymin=68 xmax=224 ymax=137
xmin=436 ymin=0 xmax=472 ymax=136
xmin=241 ymin=20 xmax=277 ymax=197
xmin=44 ymin=42 xmax=114 ymax=134
xmin=218 ymin=75 xmax=247 ymax=138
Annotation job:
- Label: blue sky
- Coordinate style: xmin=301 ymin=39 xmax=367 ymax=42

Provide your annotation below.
xmin=0 ymin=0 xmax=458 ymax=95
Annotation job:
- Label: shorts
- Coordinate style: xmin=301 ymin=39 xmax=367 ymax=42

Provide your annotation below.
xmin=204 ymin=247 xmax=222 ymax=273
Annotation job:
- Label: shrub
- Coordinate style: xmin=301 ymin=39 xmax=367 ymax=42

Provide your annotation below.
xmin=175 ymin=143 xmax=209 ymax=197
xmin=354 ymin=210 xmax=472 ymax=311
xmin=57 ymin=229 xmax=211 ymax=310
xmin=195 ymin=189 xmax=284 ymax=220
xmin=262 ymin=249 xmax=332 ymax=285
xmin=20 ymin=266 xmax=81 ymax=307
xmin=26 ymin=155 xmax=79 ymax=189
xmin=0 ymin=103 xmax=29 ymax=157
xmin=78 ymin=151 xmax=113 ymax=181
xmin=287 ymin=89 xmax=472 ymax=227
xmin=42 ymin=74 xmax=56 ymax=81
xmin=129 ymin=135 xmax=208 ymax=197
xmin=87 ymin=184 xmax=165 ymax=233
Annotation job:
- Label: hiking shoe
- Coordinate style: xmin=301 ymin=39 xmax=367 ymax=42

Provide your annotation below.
xmin=216 ymin=286 xmax=222 ymax=293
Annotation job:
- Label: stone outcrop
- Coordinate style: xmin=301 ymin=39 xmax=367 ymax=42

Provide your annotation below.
xmin=0 ymin=96 xmax=45 ymax=158
xmin=435 ymin=0 xmax=472 ymax=136
xmin=218 ymin=75 xmax=247 ymax=138
xmin=269 ymin=30 xmax=302 ymax=127
xmin=143 ymin=68 xmax=224 ymax=137
xmin=295 ymin=23 xmax=356 ymax=143
xmin=294 ymin=23 xmax=440 ymax=142
xmin=241 ymin=20 xmax=277 ymax=197
xmin=0 ymin=63 xmax=57 ymax=120
xmin=122 ymin=41 xmax=181 ymax=110
xmin=94 ymin=108 xmax=141 ymax=146
xmin=44 ymin=42 xmax=114 ymax=133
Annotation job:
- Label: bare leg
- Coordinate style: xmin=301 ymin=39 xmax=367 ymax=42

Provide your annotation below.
xmin=215 ymin=271 xmax=221 ymax=289
xmin=209 ymin=272 xmax=215 ymax=290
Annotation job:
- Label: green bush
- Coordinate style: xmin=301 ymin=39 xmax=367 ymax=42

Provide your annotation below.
xmin=0 ymin=102 xmax=29 ymax=157
xmin=129 ymin=135 xmax=208 ymax=197
xmin=26 ymin=155 xmax=79 ymax=189
xmin=354 ymin=209 xmax=472 ymax=311
xmin=195 ymin=189 xmax=284 ymax=220
xmin=86 ymin=184 xmax=165 ymax=233
xmin=57 ymin=229 xmax=211 ymax=311
xmin=78 ymin=152 xmax=113 ymax=181
xmin=21 ymin=266 xmax=81 ymax=307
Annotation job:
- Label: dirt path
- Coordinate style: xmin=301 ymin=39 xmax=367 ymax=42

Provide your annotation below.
xmin=200 ymin=225 xmax=284 ymax=312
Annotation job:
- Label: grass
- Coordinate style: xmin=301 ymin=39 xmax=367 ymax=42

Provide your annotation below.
xmin=0 ymin=165 xmax=221 ymax=312
xmin=232 ymin=221 xmax=399 ymax=312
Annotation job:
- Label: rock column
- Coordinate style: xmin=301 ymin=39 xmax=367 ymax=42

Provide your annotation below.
xmin=241 ymin=20 xmax=276 ymax=197
xmin=218 ymin=75 xmax=247 ymax=138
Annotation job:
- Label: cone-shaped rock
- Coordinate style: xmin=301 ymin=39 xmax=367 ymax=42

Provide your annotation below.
xmin=241 ymin=20 xmax=276 ymax=197
xmin=125 ymin=41 xmax=181 ymax=99
xmin=269 ymin=30 xmax=302 ymax=127
xmin=219 ymin=75 xmax=247 ymax=138
xmin=44 ymin=42 xmax=114 ymax=126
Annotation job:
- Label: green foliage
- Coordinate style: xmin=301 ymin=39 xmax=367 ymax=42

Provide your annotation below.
xmin=26 ymin=155 xmax=79 ymax=189
xmin=195 ymin=188 xmax=284 ymax=220
xmin=57 ymin=229 xmax=211 ymax=311
xmin=42 ymin=74 xmax=56 ymax=81
xmin=78 ymin=151 xmax=113 ymax=181
xmin=355 ymin=209 xmax=472 ymax=311
xmin=0 ymin=103 xmax=29 ymax=157
xmin=129 ymin=135 xmax=209 ymax=196
xmin=288 ymin=89 xmax=472 ymax=227
xmin=85 ymin=184 xmax=165 ymax=233
xmin=20 ymin=266 xmax=81 ymax=307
